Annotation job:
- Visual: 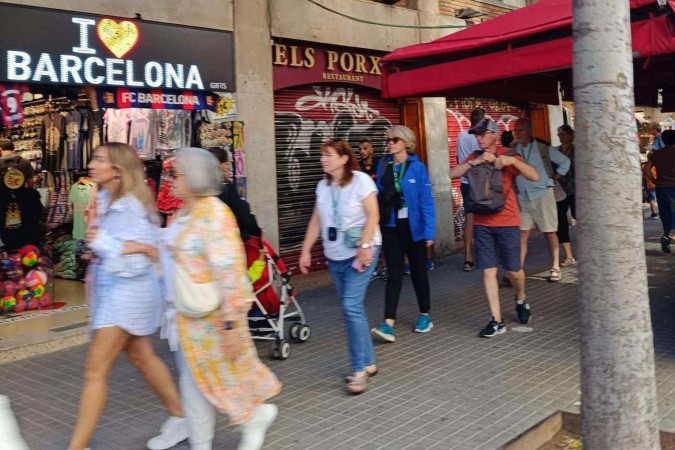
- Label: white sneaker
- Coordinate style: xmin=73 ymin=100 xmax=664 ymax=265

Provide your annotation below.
xmin=238 ymin=404 xmax=278 ymax=450
xmin=0 ymin=395 xmax=29 ymax=450
xmin=146 ymin=416 xmax=189 ymax=450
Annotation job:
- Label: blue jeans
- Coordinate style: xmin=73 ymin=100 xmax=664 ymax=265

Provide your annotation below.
xmin=327 ymin=248 xmax=380 ymax=373
xmin=656 ymin=187 xmax=675 ymax=235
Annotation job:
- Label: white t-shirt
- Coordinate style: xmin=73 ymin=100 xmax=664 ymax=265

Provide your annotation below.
xmin=315 ymin=171 xmax=382 ymax=261
xmin=104 ymin=109 xmax=132 ymax=143
xmin=456 ymin=130 xmax=480 ymax=184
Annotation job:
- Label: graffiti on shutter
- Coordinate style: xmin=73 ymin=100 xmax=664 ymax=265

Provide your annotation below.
xmin=447 ymin=98 xmax=528 ymax=245
xmin=275 ymin=85 xmax=401 ymax=271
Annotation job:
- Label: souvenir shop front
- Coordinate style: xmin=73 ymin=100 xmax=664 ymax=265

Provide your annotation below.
xmin=0 ymin=3 xmax=238 ymax=330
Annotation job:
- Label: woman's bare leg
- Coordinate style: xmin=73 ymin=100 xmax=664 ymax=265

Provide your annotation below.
xmin=125 ymin=336 xmax=183 ymax=417
xmin=68 ymin=327 xmax=131 ymax=450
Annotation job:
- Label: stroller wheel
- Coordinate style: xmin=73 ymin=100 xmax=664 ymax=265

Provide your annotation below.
xmin=298 ymin=325 xmax=311 ymax=342
xmin=272 ymin=340 xmax=291 ymax=360
xmin=289 ymin=323 xmax=302 ymax=340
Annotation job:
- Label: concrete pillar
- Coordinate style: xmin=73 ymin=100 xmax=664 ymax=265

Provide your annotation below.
xmin=422 ymin=98 xmax=454 ymax=255
xmin=233 ymin=0 xmax=279 ymax=249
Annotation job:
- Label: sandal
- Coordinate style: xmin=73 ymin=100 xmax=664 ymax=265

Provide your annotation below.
xmin=346 ymin=372 xmax=368 ymax=395
xmin=344 ymin=366 xmax=378 ymax=382
xmin=548 ymin=268 xmax=562 ymax=283
xmin=560 ymin=258 xmax=576 ymax=267
xmin=463 ymin=260 xmax=475 ymax=271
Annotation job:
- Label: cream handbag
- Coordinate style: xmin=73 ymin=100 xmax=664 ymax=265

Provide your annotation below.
xmin=173 ymin=263 xmax=222 ymax=318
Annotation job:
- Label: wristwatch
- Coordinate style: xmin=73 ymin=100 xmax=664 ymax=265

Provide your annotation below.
xmin=360 ymin=243 xmax=372 ymax=249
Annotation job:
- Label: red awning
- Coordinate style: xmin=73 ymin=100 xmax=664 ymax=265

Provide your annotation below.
xmin=381 ymin=0 xmax=675 ymax=107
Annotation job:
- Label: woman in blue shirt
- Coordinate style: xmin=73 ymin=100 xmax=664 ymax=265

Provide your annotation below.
xmin=69 ymin=143 xmax=187 ymax=450
xmin=372 ymin=126 xmax=436 ymax=342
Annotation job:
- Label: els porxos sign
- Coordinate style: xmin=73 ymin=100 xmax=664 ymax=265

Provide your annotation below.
xmin=0 ymin=3 xmax=234 ymax=91
xmin=272 ymin=42 xmax=384 ymax=91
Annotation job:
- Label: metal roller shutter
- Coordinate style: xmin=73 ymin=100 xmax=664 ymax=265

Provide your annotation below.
xmin=275 ymin=84 xmax=401 ymax=271
xmin=446 ymin=98 xmax=528 ymax=245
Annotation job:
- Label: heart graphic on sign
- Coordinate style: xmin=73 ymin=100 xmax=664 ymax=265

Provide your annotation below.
xmin=97 ymin=18 xmax=140 ymax=59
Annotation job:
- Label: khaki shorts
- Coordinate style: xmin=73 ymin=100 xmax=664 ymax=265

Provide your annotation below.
xmin=519 ymin=188 xmax=558 ymax=232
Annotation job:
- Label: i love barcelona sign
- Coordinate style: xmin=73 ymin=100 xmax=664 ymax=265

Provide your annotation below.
xmin=0 ymin=3 xmax=235 ymax=91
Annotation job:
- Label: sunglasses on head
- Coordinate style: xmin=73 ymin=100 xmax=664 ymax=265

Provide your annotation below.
xmin=386 ymin=137 xmax=403 ymax=144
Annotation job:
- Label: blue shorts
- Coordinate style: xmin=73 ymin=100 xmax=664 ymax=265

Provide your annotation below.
xmin=474 ymin=225 xmax=521 ymax=272
xmin=460 ymin=183 xmax=476 ymax=214
xmin=646 ymin=188 xmax=656 ymax=202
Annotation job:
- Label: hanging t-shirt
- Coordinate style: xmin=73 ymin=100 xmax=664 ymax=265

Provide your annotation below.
xmin=129 ymin=109 xmax=157 ymax=159
xmin=68 ymin=182 xmax=93 ymax=240
xmin=41 ymin=112 xmax=65 ymax=172
xmin=104 ymin=108 xmax=132 ymax=143
xmin=65 ymin=110 xmax=82 ymax=170
xmin=156 ymin=110 xmax=178 ymax=149
xmin=0 ymin=84 xmax=29 ymax=126
xmin=315 ymin=171 xmax=382 ymax=261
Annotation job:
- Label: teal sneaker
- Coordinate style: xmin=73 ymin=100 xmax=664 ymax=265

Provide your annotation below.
xmin=414 ymin=314 xmax=433 ymax=333
xmin=371 ymin=323 xmax=395 ymax=342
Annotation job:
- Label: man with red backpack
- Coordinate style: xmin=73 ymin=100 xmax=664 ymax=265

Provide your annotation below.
xmin=450 ymin=119 xmax=539 ymax=337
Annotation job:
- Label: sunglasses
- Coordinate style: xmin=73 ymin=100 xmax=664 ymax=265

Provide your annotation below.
xmin=168 ymin=167 xmax=185 ymax=179
xmin=386 ymin=137 xmax=403 ymax=144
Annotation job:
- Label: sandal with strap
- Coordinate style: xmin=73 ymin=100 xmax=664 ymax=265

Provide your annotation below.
xmin=344 ymin=366 xmax=378 ymax=383
xmin=560 ymin=258 xmax=576 ymax=267
xmin=548 ymin=268 xmax=562 ymax=283
xmin=346 ymin=372 xmax=368 ymax=395
xmin=463 ymin=260 xmax=475 ymax=272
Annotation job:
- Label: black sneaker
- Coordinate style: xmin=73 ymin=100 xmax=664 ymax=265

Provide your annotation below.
xmin=479 ymin=318 xmax=506 ymax=338
xmin=516 ymin=300 xmax=531 ymax=324
xmin=661 ymin=235 xmax=672 ymax=253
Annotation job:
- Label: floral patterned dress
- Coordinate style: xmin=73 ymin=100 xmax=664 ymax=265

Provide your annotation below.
xmin=173 ymin=196 xmax=281 ymax=425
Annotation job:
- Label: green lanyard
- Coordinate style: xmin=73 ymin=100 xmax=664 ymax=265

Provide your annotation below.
xmin=392 ymin=160 xmax=407 ymax=208
xmin=331 ymin=185 xmax=342 ymax=228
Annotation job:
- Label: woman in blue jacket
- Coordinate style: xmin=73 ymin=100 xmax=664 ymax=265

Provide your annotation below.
xmin=372 ymin=125 xmax=436 ymax=342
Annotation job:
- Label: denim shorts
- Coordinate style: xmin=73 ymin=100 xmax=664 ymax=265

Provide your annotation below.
xmin=460 ymin=183 xmax=476 ymax=214
xmin=474 ymin=225 xmax=521 ymax=272
xmin=646 ymin=188 xmax=656 ymax=202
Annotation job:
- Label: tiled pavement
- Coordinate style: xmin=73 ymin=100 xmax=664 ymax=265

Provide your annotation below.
xmin=1 ymin=220 xmax=674 ymax=450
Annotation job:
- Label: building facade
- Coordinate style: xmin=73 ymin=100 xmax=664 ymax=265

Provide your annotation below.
xmin=1 ymin=0 xmax=540 ymax=269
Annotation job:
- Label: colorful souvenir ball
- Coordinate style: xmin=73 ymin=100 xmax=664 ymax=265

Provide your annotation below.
xmin=25 ymin=269 xmax=48 ymax=288
xmin=1 ymin=295 xmax=16 ymax=312
xmin=16 ymin=278 xmax=27 ymax=291
xmin=2 ymin=281 xmax=17 ymax=296
xmin=18 ymin=245 xmax=40 ymax=258
xmin=13 ymin=299 xmax=26 ymax=313
xmin=16 ymin=289 xmax=32 ymax=302
xmin=6 ymin=267 xmax=24 ymax=281
xmin=31 ymin=285 xmax=45 ymax=298
xmin=38 ymin=295 xmax=51 ymax=308
xmin=25 ymin=298 xmax=39 ymax=311
xmin=7 ymin=254 xmax=21 ymax=267
xmin=21 ymin=252 xmax=39 ymax=268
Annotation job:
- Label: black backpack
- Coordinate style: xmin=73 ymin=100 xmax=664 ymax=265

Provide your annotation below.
xmin=465 ymin=150 xmax=517 ymax=215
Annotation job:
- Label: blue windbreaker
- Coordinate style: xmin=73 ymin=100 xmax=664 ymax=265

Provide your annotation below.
xmin=376 ymin=154 xmax=436 ymax=242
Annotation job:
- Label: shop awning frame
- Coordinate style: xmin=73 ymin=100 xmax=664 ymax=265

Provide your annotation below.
xmin=381 ymin=0 xmax=675 ymax=108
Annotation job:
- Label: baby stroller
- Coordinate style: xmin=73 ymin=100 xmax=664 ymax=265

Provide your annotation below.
xmin=245 ymin=236 xmax=310 ymax=360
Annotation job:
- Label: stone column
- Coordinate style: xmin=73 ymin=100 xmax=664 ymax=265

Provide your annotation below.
xmin=233 ymin=0 xmax=280 ymax=248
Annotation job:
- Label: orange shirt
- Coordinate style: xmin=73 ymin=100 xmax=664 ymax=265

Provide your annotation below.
xmin=465 ymin=148 xmax=522 ymax=227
